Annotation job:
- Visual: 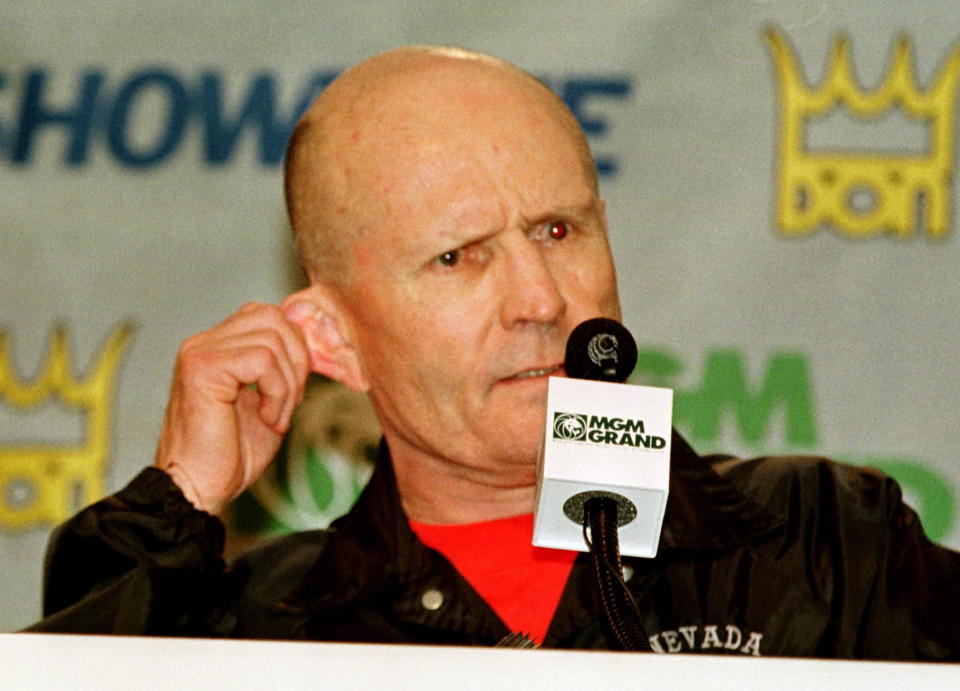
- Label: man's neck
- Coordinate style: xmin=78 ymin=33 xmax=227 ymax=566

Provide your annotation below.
xmin=385 ymin=434 xmax=538 ymax=524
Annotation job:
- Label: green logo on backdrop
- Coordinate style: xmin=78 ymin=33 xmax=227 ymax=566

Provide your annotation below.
xmin=631 ymin=347 xmax=954 ymax=542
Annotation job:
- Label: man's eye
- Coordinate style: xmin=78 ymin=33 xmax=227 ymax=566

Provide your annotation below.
xmin=435 ymin=250 xmax=461 ymax=267
xmin=548 ymin=221 xmax=569 ymax=240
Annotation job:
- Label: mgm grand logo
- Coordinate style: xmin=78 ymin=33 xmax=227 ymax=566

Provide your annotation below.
xmin=552 ymin=412 xmax=666 ymax=449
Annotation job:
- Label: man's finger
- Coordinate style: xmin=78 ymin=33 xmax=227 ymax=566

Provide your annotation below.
xmin=204 ymin=303 xmax=311 ymax=404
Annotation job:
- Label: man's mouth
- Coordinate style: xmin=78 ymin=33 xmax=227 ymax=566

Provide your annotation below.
xmin=509 ymin=364 xmax=563 ymax=380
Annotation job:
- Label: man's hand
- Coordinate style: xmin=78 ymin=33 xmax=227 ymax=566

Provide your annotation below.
xmin=154 ymin=301 xmax=313 ymax=515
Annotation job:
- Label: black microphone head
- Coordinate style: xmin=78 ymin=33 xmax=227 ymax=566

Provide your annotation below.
xmin=564 ymin=318 xmax=637 ymax=383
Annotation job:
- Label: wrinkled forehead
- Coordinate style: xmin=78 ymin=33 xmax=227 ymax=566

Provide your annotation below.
xmin=350 ymin=92 xmax=592 ymax=252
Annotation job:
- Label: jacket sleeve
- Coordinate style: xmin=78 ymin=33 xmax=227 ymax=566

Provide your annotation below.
xmin=26 ymin=467 xmax=238 ymax=636
xmin=854 ymin=467 xmax=960 ymax=660
xmin=720 ymin=455 xmax=960 ymax=660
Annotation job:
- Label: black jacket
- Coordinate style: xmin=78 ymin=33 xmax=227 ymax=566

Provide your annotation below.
xmin=30 ymin=433 xmax=960 ymax=659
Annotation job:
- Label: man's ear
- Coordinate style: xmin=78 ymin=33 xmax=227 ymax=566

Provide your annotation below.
xmin=281 ymin=285 xmax=369 ymax=393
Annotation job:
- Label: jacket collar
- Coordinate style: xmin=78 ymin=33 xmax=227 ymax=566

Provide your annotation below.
xmin=281 ymin=432 xmax=784 ymax=614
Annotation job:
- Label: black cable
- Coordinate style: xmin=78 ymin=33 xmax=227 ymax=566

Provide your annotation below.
xmin=582 ymin=496 xmax=647 ymax=651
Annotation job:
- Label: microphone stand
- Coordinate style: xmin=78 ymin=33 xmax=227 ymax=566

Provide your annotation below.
xmin=583 ymin=496 xmax=647 ymax=651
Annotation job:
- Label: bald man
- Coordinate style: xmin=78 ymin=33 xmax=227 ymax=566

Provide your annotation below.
xmin=156 ymin=46 xmax=618 ymax=524
xmin=34 ymin=47 xmax=960 ymax=659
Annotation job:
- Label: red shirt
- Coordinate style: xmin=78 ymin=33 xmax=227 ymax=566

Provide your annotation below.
xmin=410 ymin=513 xmax=576 ymax=644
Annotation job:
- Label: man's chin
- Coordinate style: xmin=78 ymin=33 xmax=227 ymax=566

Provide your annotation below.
xmin=489 ymin=422 xmax=545 ymax=468
xmin=480 ymin=390 xmax=550 ymax=455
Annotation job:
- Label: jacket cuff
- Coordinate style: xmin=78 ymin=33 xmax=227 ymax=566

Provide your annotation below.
xmin=114 ymin=467 xmax=226 ymax=558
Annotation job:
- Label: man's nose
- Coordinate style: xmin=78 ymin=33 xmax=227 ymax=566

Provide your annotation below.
xmin=498 ymin=235 xmax=567 ymax=329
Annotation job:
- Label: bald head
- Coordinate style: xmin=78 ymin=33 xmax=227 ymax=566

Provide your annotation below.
xmin=284 ymin=46 xmax=598 ymax=285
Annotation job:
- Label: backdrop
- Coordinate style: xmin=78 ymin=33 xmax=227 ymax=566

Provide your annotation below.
xmin=2 ymin=0 xmax=958 ymax=631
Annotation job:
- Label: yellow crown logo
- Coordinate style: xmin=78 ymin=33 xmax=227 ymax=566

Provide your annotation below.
xmin=766 ymin=27 xmax=960 ymax=238
xmin=0 ymin=324 xmax=132 ymax=529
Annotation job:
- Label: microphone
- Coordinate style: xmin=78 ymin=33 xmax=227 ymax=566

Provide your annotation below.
xmin=532 ymin=318 xmax=672 ymax=558
xmin=563 ymin=317 xmax=638 ymax=383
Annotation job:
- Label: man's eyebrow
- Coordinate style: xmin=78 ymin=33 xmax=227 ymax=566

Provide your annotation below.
xmin=528 ymin=197 xmax=603 ymax=222
xmin=424 ymin=206 xmax=506 ymax=248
